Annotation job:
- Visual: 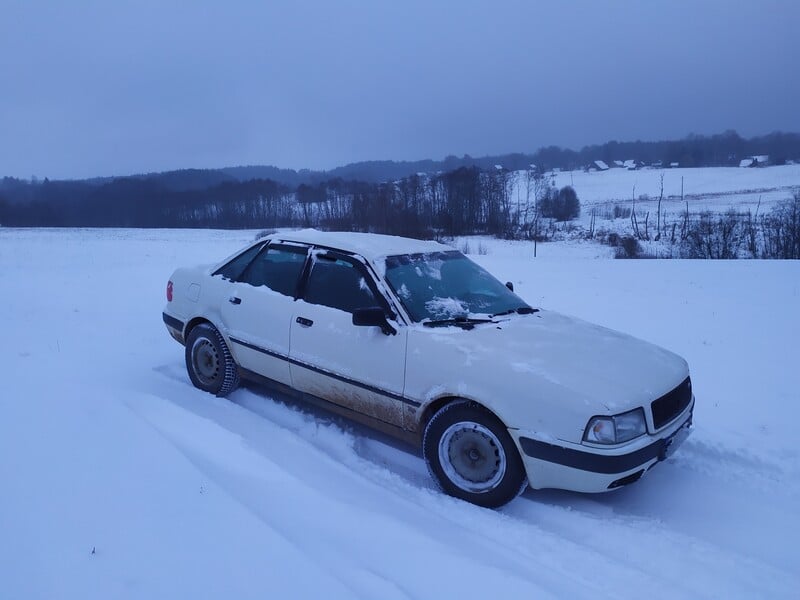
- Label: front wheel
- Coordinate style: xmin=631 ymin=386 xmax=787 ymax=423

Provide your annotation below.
xmin=423 ymin=401 xmax=527 ymax=508
xmin=185 ymin=323 xmax=240 ymax=397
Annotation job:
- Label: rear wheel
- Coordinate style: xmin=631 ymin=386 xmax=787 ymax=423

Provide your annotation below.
xmin=185 ymin=323 xmax=240 ymax=397
xmin=423 ymin=401 xmax=527 ymax=508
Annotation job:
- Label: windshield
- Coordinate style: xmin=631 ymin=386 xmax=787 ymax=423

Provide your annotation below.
xmin=383 ymin=250 xmax=532 ymax=323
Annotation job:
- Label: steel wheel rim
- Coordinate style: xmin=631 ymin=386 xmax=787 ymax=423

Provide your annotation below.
xmin=192 ymin=337 xmax=220 ymax=385
xmin=438 ymin=421 xmax=506 ymax=493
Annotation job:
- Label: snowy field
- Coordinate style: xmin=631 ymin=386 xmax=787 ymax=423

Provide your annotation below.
xmin=1 ymin=227 xmax=799 ymax=599
xmin=547 ymin=164 xmax=800 ymax=204
xmin=510 ymin=164 xmax=800 ymax=232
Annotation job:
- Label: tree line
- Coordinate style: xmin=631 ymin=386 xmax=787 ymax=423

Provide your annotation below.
xmin=228 ymin=130 xmax=799 ymax=182
xmin=0 ymin=167 xmax=576 ymax=239
xmin=8 ymin=130 xmax=797 ymax=194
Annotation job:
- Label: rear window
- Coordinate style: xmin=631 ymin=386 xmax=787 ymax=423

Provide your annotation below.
xmin=214 ymin=243 xmax=265 ymax=281
xmin=214 ymin=245 xmax=308 ymax=296
xmin=236 ymin=245 xmax=308 ymax=297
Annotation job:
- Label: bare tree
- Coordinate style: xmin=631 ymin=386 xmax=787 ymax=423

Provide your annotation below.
xmin=655 ymin=172 xmax=664 ymax=241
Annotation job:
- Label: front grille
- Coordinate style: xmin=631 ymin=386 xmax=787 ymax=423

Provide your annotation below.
xmin=651 ymin=376 xmax=692 ymax=429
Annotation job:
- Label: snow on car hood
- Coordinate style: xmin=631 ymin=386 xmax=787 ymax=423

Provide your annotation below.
xmin=405 ymin=309 xmax=689 ymax=439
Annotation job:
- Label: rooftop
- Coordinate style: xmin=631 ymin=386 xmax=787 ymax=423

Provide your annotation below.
xmin=270 ymin=229 xmax=449 ymax=261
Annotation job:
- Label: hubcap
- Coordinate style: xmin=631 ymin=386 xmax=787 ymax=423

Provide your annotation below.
xmin=192 ymin=337 xmax=220 ymax=385
xmin=438 ymin=421 xmax=506 ymax=493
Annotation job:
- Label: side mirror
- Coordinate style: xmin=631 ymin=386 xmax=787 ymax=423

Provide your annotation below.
xmin=505 ymin=281 xmax=514 ymax=292
xmin=352 ymin=307 xmax=397 ymax=336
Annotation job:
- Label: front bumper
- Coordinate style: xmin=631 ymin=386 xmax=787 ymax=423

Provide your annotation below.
xmin=513 ymin=398 xmax=694 ymax=493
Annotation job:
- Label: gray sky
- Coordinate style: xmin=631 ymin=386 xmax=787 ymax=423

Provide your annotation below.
xmin=1 ymin=0 xmax=799 ymax=179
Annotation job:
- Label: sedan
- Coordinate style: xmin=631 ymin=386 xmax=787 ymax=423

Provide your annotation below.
xmin=163 ymin=230 xmax=694 ymax=507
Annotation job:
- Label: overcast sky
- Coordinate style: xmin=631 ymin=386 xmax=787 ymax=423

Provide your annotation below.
xmin=1 ymin=0 xmax=798 ymax=179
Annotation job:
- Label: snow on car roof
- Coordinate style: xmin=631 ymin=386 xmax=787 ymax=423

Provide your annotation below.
xmin=270 ymin=229 xmax=450 ymax=261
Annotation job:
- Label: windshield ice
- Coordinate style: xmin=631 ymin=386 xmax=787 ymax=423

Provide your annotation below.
xmin=383 ymin=251 xmax=530 ymax=322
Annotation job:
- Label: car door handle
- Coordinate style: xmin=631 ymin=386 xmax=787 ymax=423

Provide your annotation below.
xmin=296 ymin=316 xmax=313 ymax=327
xmin=229 ymin=296 xmax=242 ymax=305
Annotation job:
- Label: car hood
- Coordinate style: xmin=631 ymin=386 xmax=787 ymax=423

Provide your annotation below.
xmin=405 ymin=310 xmax=689 ymax=437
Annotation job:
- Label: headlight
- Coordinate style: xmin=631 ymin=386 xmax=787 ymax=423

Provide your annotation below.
xmin=584 ymin=408 xmax=647 ymax=444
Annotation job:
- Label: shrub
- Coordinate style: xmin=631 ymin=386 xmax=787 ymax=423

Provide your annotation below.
xmin=613 ymin=204 xmax=632 ymax=219
xmin=761 ymin=191 xmax=800 ymax=259
xmin=615 ymin=235 xmax=641 ymax=259
xmin=540 ymin=186 xmax=580 ymax=221
xmin=680 ymin=210 xmax=744 ymax=259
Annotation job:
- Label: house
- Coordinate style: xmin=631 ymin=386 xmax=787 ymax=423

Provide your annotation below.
xmin=623 ymin=159 xmax=642 ymax=170
xmin=739 ymin=155 xmax=770 ymax=168
xmin=591 ymin=160 xmax=609 ymax=171
xmin=669 ymin=162 xmax=680 ymax=168
xmin=612 ymin=160 xmax=625 ymax=168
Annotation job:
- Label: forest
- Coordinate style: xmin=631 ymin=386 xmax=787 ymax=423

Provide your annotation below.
xmin=1 ymin=131 xmax=799 ymax=257
xmin=0 ymin=166 xmax=562 ymax=240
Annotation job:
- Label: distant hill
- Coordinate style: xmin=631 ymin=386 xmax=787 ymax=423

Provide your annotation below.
xmin=3 ymin=131 xmax=800 ymax=192
xmin=137 ymin=131 xmax=800 ymax=188
xmin=220 ymin=166 xmax=314 ymax=188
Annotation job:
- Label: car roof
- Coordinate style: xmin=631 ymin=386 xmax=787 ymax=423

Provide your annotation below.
xmin=268 ymin=229 xmax=451 ymax=261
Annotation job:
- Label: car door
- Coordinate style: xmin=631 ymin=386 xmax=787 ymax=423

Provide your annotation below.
xmin=220 ymin=243 xmax=309 ymax=386
xmin=289 ymin=251 xmax=408 ymax=427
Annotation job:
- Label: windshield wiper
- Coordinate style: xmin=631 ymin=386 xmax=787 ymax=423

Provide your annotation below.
xmin=423 ymin=315 xmax=495 ymax=330
xmin=491 ymin=306 xmax=539 ymax=317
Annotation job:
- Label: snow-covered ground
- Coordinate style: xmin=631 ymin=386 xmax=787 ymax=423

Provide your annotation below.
xmin=548 ymin=164 xmax=800 ymax=203
xmin=508 ymin=164 xmax=800 ymax=237
xmin=2 ymin=228 xmax=799 ymax=599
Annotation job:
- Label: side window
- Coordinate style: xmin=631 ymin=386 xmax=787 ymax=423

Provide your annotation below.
xmin=214 ymin=243 xmax=265 ymax=281
xmin=303 ymin=255 xmax=377 ymax=313
xmin=238 ymin=245 xmax=308 ymax=297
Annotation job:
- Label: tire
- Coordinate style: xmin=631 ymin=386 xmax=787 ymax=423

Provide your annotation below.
xmin=185 ymin=323 xmax=240 ymax=397
xmin=423 ymin=401 xmax=528 ymax=508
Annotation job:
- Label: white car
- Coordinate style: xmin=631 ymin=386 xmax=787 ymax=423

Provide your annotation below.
xmin=163 ymin=230 xmax=694 ymax=508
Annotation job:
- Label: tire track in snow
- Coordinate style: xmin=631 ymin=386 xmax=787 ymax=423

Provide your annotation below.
xmin=234 ymin=380 xmax=800 ymax=597
xmin=139 ymin=364 xmax=800 ymax=597
xmin=137 ymin=367 xmax=588 ymax=598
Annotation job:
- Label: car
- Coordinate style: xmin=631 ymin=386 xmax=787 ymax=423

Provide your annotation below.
xmin=162 ymin=229 xmax=694 ymax=508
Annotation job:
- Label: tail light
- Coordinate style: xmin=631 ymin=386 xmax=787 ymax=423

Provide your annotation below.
xmin=166 ymin=280 xmax=173 ymax=302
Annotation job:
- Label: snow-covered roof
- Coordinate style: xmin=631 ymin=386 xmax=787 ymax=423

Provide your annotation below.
xmin=270 ymin=229 xmax=449 ymax=260
xmin=740 ymin=155 xmax=768 ymax=167
xmin=593 ymin=160 xmax=609 ymax=170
